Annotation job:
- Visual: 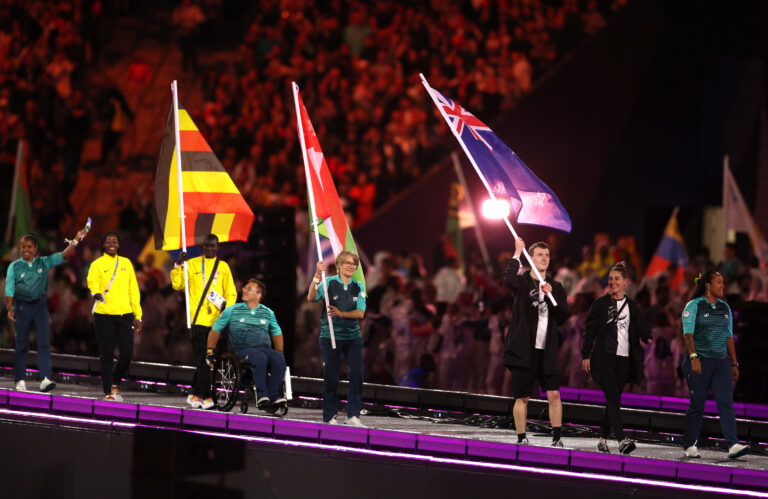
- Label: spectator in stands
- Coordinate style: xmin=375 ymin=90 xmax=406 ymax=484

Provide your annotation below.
xmin=582 ymin=261 xmax=651 ymax=455
xmin=643 ymin=312 xmax=684 ymax=396
xmin=172 ymin=0 xmax=205 ymax=72
xmin=433 ymin=257 xmax=465 ymax=307
xmin=720 ymin=242 xmax=743 ymax=285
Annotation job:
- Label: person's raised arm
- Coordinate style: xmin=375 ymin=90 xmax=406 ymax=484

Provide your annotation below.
xmin=307 ymin=261 xmax=325 ymax=301
xmin=61 ymin=228 xmax=88 ymax=259
xmin=169 ymin=252 xmax=188 ymax=291
xmin=501 ymin=237 xmax=526 ymax=291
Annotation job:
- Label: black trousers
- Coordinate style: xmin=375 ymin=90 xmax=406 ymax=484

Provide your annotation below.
xmin=190 ymin=325 xmax=211 ymax=398
xmin=94 ymin=313 xmax=134 ymax=395
xmin=598 ymin=354 xmax=630 ymax=441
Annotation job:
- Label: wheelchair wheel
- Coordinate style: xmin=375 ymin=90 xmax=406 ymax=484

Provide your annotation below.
xmin=211 ymin=352 xmax=241 ymax=412
xmin=239 ymin=400 xmax=249 ymax=414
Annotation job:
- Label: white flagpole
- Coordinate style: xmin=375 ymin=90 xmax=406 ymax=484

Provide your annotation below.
xmin=451 ymin=151 xmax=493 ymax=274
xmin=292 ymin=82 xmax=337 ymax=349
xmin=4 ymin=139 xmax=22 ymax=244
xmin=421 ymin=74 xmax=557 ymax=305
xmin=171 ymin=80 xmax=192 ymax=329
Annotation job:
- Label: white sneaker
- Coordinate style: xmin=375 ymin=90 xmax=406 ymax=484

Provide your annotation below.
xmin=200 ymin=397 xmax=215 ymax=410
xmin=110 ymin=385 xmax=123 ymax=402
xmin=15 ymin=380 xmax=27 ymax=391
xmin=186 ymin=394 xmax=202 ymax=408
xmin=345 ymin=416 xmax=366 ymax=428
xmin=326 ymin=415 xmax=339 ymax=425
xmin=684 ymin=444 xmax=701 ymax=458
xmin=727 ymin=443 xmax=749 ymax=459
xmin=40 ymin=377 xmax=56 ymax=392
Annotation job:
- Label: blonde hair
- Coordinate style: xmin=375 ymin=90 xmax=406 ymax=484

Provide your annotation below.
xmin=335 ymin=250 xmax=360 ymax=273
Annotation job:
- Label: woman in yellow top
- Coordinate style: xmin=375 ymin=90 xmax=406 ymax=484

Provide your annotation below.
xmin=87 ymin=231 xmax=142 ymax=401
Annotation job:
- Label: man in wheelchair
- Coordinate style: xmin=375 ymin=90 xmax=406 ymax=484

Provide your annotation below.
xmin=206 ymin=278 xmax=286 ymax=412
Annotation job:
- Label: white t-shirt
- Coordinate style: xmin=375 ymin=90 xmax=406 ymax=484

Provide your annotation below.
xmin=615 ymin=297 xmax=630 ymax=357
xmin=535 ymin=289 xmax=548 ymax=349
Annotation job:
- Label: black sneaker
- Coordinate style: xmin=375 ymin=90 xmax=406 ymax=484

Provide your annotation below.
xmin=256 ymin=397 xmax=271 ymax=410
xmin=619 ymin=439 xmax=636 ymax=455
xmin=551 ymin=439 xmax=564 ymax=448
xmin=597 ymin=440 xmax=610 ymax=453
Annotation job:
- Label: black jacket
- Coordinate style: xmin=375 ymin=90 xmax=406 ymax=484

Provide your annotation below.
xmin=501 ymin=258 xmax=569 ymax=374
xmin=581 ymin=294 xmax=651 ymax=384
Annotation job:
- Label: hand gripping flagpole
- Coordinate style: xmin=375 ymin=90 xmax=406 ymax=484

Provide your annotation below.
xmin=421 ymin=74 xmax=557 ymax=306
xmin=172 ymin=80 xmax=192 ymax=329
xmin=292 ymin=82 xmax=337 ymax=349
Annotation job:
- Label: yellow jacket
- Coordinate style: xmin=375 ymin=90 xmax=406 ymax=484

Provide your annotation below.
xmin=87 ymin=254 xmax=142 ymax=319
xmin=170 ymin=256 xmax=237 ymax=327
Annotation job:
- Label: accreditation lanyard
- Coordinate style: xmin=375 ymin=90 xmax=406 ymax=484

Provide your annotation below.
xmin=102 ymin=257 xmax=120 ymax=301
xmin=202 ymin=257 xmax=207 ymax=288
xmin=202 ymin=257 xmax=213 ymax=313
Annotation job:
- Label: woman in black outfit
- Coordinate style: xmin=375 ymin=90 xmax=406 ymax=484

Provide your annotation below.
xmin=581 ymin=262 xmax=651 ymax=454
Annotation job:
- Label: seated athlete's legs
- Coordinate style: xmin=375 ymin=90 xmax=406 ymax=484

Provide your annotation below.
xmin=238 ymin=347 xmax=269 ymax=399
xmin=263 ymin=348 xmax=287 ymax=400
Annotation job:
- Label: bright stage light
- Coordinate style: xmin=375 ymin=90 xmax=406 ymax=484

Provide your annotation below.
xmin=481 ymin=198 xmax=510 ymax=219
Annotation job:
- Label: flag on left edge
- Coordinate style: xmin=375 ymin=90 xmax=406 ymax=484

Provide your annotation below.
xmin=153 ymin=102 xmax=254 ymax=250
xmin=9 ymin=139 xmax=33 ymax=246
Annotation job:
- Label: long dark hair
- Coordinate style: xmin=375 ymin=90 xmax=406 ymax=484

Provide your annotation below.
xmin=692 ymin=271 xmax=721 ymax=299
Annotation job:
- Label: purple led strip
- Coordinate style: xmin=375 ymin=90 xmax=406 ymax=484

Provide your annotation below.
xmin=182 ymin=428 xmax=768 ymax=498
xmin=0 ymin=408 xmax=136 ymax=429
xmin=0 ymin=407 xmax=766 ymax=497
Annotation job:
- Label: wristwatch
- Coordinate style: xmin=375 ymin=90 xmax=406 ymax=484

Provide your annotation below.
xmin=689 ymin=353 xmax=699 ymax=360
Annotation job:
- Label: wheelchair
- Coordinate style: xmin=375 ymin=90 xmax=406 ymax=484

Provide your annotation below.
xmin=209 ymin=343 xmax=291 ymax=416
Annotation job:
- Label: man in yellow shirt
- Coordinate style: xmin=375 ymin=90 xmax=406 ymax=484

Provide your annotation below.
xmin=87 ymin=231 xmax=142 ymax=401
xmin=171 ymin=234 xmax=236 ymax=409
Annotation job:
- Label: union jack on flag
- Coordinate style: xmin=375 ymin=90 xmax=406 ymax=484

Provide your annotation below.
xmin=425 ymin=80 xmax=572 ymax=233
xmin=435 ymin=92 xmax=494 ymax=152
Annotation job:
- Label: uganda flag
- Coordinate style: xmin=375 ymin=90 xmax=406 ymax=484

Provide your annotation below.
xmin=153 ymin=103 xmax=254 ymax=250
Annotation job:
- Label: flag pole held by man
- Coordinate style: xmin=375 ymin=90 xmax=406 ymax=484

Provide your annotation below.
xmin=153 ymin=80 xmax=253 ymax=409
xmin=420 ymin=74 xmax=571 ymax=305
